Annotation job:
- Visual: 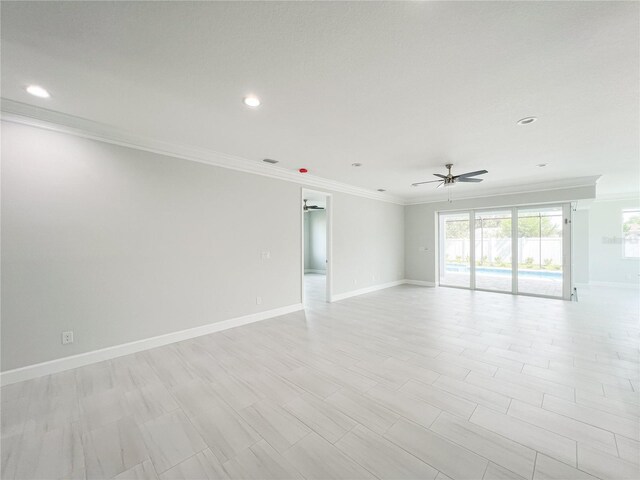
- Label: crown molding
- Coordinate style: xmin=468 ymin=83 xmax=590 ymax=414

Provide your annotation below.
xmin=404 ymin=176 xmax=601 ymax=206
xmin=1 ymin=98 xmax=405 ymax=205
xmin=0 ymin=98 xmax=615 ymax=208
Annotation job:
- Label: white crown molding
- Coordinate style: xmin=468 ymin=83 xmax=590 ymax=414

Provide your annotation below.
xmin=405 ymin=176 xmax=601 ymax=206
xmin=0 ymin=98 xmax=405 ymax=205
xmin=0 ymin=302 xmax=303 ymax=386
xmin=0 ymin=99 xmax=613 ymax=208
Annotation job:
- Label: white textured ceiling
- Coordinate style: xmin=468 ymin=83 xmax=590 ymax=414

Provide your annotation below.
xmin=1 ymin=1 xmax=638 ymax=201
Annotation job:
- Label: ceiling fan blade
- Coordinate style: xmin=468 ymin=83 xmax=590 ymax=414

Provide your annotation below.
xmin=456 ymin=169 xmax=488 ymax=178
xmin=436 ymin=182 xmax=444 ymax=189
xmin=433 ymin=173 xmax=447 ymax=179
xmin=412 ymin=180 xmax=443 ymax=186
xmin=457 ymin=177 xmax=483 ymax=183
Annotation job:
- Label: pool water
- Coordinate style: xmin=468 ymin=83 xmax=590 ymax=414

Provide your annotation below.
xmin=446 ymin=264 xmax=562 ymax=279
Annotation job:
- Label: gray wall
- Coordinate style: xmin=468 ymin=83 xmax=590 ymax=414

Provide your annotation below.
xmin=586 ymin=199 xmax=640 ymax=285
xmin=405 ymin=187 xmax=597 ymax=284
xmin=332 ymin=193 xmax=405 ymax=293
xmin=1 ymin=121 xmax=405 ymax=370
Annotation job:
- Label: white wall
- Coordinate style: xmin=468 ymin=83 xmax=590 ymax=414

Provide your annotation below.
xmin=405 ymin=187 xmax=596 ymax=284
xmin=1 ymin=121 xmax=405 ymax=371
xmin=572 ymin=209 xmax=590 ymax=284
xmin=586 ymin=198 xmax=640 ymax=286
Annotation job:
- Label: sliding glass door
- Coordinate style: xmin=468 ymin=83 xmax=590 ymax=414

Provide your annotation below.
xmin=439 ymin=212 xmax=471 ymax=288
xmin=474 ymin=210 xmax=513 ymax=292
xmin=517 ymin=206 xmax=564 ymax=297
xmin=438 ymin=204 xmax=571 ymax=299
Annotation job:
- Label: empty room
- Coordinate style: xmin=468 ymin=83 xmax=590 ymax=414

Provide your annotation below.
xmin=1 ymin=2 xmax=638 ymax=480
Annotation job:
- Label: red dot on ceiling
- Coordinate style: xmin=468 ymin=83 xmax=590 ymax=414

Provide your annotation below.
xmin=299 ymin=168 xmax=308 ymax=173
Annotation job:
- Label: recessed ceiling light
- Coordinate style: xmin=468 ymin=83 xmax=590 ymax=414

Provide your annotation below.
xmin=351 ymin=163 xmax=362 ymax=167
xmin=517 ymin=116 xmax=537 ymax=125
xmin=377 ymin=189 xmax=386 ymax=192
xmin=536 ymin=163 xmax=547 ymax=167
xmin=243 ymin=96 xmax=260 ymax=108
xmin=26 ymin=85 xmax=50 ymax=98
xmin=262 ymin=158 xmax=278 ymax=164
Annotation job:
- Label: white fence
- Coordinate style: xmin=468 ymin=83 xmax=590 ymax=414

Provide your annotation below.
xmin=445 ymin=238 xmax=562 ymax=265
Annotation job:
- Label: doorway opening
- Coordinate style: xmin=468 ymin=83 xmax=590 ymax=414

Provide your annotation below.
xmin=301 ymin=189 xmax=331 ymax=306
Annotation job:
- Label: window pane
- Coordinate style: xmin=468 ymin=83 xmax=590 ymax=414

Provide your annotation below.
xmin=440 ymin=213 xmax=470 ymax=288
xmin=517 ymin=207 xmax=563 ymax=297
xmin=475 ymin=210 xmax=512 ymax=292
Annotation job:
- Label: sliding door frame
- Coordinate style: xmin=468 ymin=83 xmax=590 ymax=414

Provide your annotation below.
xmin=438 ymin=211 xmax=472 ymax=290
xmin=437 ymin=203 xmax=572 ymax=300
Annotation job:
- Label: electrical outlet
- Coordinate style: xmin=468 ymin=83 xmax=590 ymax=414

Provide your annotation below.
xmin=62 ymin=331 xmax=74 ymax=345
xmin=353 ymin=279 xmax=358 ymax=285
xmin=261 ymin=251 xmax=271 ymax=260
xmin=256 ymin=296 xmax=262 ymax=305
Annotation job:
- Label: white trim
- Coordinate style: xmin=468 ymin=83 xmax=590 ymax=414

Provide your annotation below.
xmin=404 ymin=279 xmax=436 ymax=287
xmin=325 ymin=194 xmax=333 ymax=303
xmin=1 ymin=99 xmax=405 ymax=205
xmin=304 ymin=269 xmax=326 ymax=274
xmin=330 ymin=280 xmax=406 ymax=302
xmin=1 ymin=100 xmax=617 ymax=207
xmin=0 ymin=303 xmax=303 ymax=386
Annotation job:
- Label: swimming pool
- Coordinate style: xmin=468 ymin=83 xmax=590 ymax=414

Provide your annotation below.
xmin=446 ymin=264 xmax=562 ymax=279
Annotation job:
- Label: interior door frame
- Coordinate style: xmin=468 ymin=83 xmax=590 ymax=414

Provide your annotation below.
xmin=437 ymin=203 xmax=572 ymax=300
xmin=300 ymin=188 xmax=333 ymax=305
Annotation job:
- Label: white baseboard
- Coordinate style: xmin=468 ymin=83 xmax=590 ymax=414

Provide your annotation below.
xmin=0 ymin=303 xmax=303 ymax=386
xmin=404 ymin=279 xmax=436 ymax=287
xmin=330 ymin=279 xmax=436 ymax=302
xmin=331 ymin=280 xmax=406 ymax=302
xmin=304 ymin=269 xmax=326 ymax=274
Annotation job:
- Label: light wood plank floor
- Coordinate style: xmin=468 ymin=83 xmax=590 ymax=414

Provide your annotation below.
xmin=2 ymin=279 xmax=638 ymax=479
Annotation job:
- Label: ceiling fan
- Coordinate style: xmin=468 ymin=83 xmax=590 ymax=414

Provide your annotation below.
xmin=412 ymin=163 xmax=488 ymax=188
xmin=303 ymin=199 xmax=324 ymax=211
